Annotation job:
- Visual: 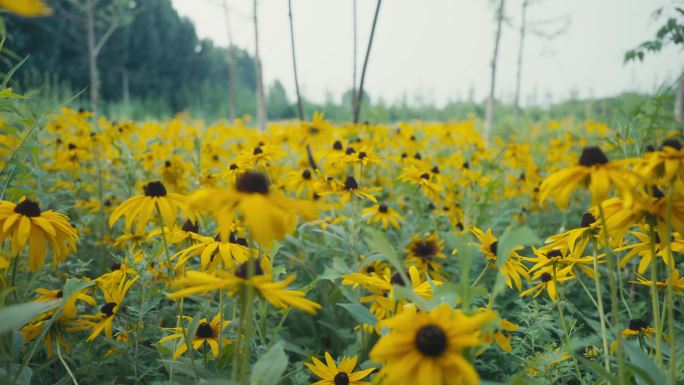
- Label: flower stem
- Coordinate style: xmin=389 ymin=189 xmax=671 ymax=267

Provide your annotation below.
xmin=597 ymin=203 xmax=625 ymax=385
xmin=664 ymin=183 xmax=677 ymax=385
xmin=647 ymin=224 xmax=664 ymax=368
xmin=591 ymin=238 xmax=611 ymax=371
xmin=56 ymin=342 xmax=78 ymax=385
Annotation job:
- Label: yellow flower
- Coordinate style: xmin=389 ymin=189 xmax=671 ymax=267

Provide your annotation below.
xmin=520 ymin=271 xmax=573 ymax=301
xmin=631 ymin=270 xmax=684 ymax=293
xmin=0 ymin=0 xmax=51 ymax=16
xmin=81 ymin=275 xmax=138 ymax=341
xmin=34 ymin=287 xmax=95 ymax=319
xmin=404 ymin=233 xmax=446 ymax=276
xmin=324 ymin=176 xmax=381 ymax=205
xmin=361 ymin=203 xmax=402 ymax=230
xmin=0 ymin=198 xmax=78 ymax=272
xmin=159 ymin=313 xmax=230 ymax=360
xmin=109 ymin=181 xmax=195 ymax=234
xmin=610 ymin=319 xmax=657 ymax=355
xmin=370 ymin=304 xmax=495 ymax=385
xmin=168 ymin=261 xmax=321 ymax=314
xmin=539 ymin=146 xmax=637 ymax=209
xmin=172 ymin=233 xmax=249 ymax=271
xmin=471 ymin=227 xmax=530 ymax=291
xmin=305 ymin=352 xmax=374 ymax=385
xmin=189 ymin=171 xmax=316 ymax=246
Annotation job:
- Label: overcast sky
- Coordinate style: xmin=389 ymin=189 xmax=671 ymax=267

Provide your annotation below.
xmin=171 ymin=0 xmax=684 ymax=107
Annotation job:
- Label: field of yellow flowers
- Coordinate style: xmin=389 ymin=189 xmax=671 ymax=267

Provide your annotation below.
xmin=0 ymin=101 xmax=682 ymax=385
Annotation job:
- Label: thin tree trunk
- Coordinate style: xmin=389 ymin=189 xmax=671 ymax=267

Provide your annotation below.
xmin=351 ymin=0 xmax=358 ymax=118
xmin=252 ymin=0 xmax=267 ymax=131
xmin=513 ymin=0 xmax=527 ymax=120
xmin=485 ymin=0 xmax=505 ymax=140
xmin=86 ymin=0 xmax=98 ymax=114
xmin=288 ymin=0 xmax=304 ymax=121
xmin=676 ymin=68 xmax=684 ymax=124
xmin=222 ymin=0 xmax=237 ymax=123
xmin=353 ymin=0 xmax=382 ymax=124
xmin=122 ymin=66 xmax=130 ymax=111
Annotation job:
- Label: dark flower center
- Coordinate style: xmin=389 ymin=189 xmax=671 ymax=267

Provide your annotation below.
xmin=144 ymin=181 xmax=167 ymax=197
xmin=411 ymin=241 xmax=437 ymax=260
xmin=164 ymin=160 xmax=172 ymax=167
xmin=68 ymin=143 xmax=77 ymax=150
xmin=358 ymin=151 xmax=368 ymax=159
xmin=431 ymin=166 xmax=440 ymax=174
xmin=580 ymin=213 xmax=596 ymax=228
xmin=540 ymin=272 xmax=552 ymax=283
xmin=229 ymin=232 xmax=248 ymax=246
xmin=333 ymin=372 xmax=350 ymax=385
xmin=390 ymin=272 xmax=406 ymax=286
xmin=652 ymin=186 xmax=665 ymax=199
xmin=236 ymin=171 xmax=269 ymax=194
xmin=56 ymin=290 xmax=63 ymax=298
xmin=364 ymin=265 xmax=376 ymax=274
xmin=546 ymin=249 xmax=563 ymax=259
xmin=229 ymin=163 xmax=239 ymax=170
xmin=253 ymin=146 xmax=263 ymax=155
xmin=661 ymin=139 xmax=682 ymax=150
xmin=196 ymin=322 xmax=215 ymax=339
xmin=463 ymin=161 xmax=470 ymax=169
xmin=101 ymin=302 xmax=117 ymax=317
xmin=302 ymin=169 xmax=312 ymax=180
xmin=401 ymin=153 xmax=408 ymax=158
xmin=489 ymin=241 xmax=498 ymax=256
xmin=14 ymin=199 xmax=41 ymax=217
xmin=344 ymin=176 xmax=359 ymax=190
xmin=578 ymin=147 xmax=609 ymax=166
xmin=420 ymin=173 xmax=430 ymax=180
xmin=181 ymin=220 xmax=199 ymax=233
xmin=235 ymin=261 xmax=264 ymax=279
xmin=415 ymin=324 xmax=448 ymax=357
xmin=414 ymin=153 xmax=422 ymax=160
xmin=111 ymin=263 xmax=121 ymax=271
xmin=332 ymin=141 xmax=343 ymax=150
xmin=628 ymin=319 xmax=647 ymax=331
xmin=378 ymin=203 xmax=388 ymax=213
xmin=345 ymin=147 xmax=356 ymax=155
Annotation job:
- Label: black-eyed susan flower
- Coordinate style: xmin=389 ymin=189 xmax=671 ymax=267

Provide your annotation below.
xmin=172 ymin=232 xmax=249 ymax=271
xmin=539 ymin=146 xmax=638 ymax=209
xmin=521 ymin=271 xmax=572 ymax=301
xmin=404 ymin=233 xmax=446 ymax=276
xmin=34 ymin=287 xmax=95 ymax=319
xmin=305 ymin=352 xmax=374 ymax=385
xmin=326 ymin=176 xmax=381 ymax=205
xmin=159 ymin=313 xmax=230 ymax=360
xmin=631 ymin=270 xmax=684 ymax=293
xmin=370 ymin=303 xmax=495 ymax=385
xmin=109 ymin=181 xmax=195 ymax=234
xmin=0 ymin=198 xmax=78 ymax=272
xmin=610 ymin=319 xmax=657 ymax=355
xmin=81 ymin=275 xmax=138 ymax=341
xmin=398 ymin=166 xmax=443 ymax=201
xmin=471 ymin=227 xmax=530 ymax=291
xmin=616 ymin=227 xmax=684 ymax=274
xmin=168 ymin=260 xmax=321 ymax=314
xmin=189 ymin=170 xmax=316 ymax=246
xmin=361 ymin=203 xmax=402 ymax=230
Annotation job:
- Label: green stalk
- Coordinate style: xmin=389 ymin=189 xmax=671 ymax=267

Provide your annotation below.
xmin=664 ymin=183 xmax=677 ymax=385
xmin=238 ymin=252 xmax=259 ymax=385
xmin=591 ymin=238 xmax=611 ymax=371
xmin=647 ymin=224 xmax=664 ymax=368
xmin=597 ymin=203 xmax=625 ymax=385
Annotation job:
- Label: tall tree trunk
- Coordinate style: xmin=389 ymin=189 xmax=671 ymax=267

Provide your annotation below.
xmin=252 ymin=0 xmax=267 ymax=131
xmin=86 ymin=0 xmax=98 ymax=114
xmin=676 ymin=68 xmax=684 ymax=124
xmin=351 ymin=0 xmax=358 ymax=118
xmin=485 ymin=0 xmax=505 ymax=140
xmin=353 ymin=0 xmax=382 ymax=124
xmin=222 ymin=0 xmax=237 ymax=123
xmin=122 ymin=66 xmax=130 ymax=111
xmin=288 ymin=0 xmax=304 ymax=121
xmin=513 ymin=0 xmax=527 ymax=120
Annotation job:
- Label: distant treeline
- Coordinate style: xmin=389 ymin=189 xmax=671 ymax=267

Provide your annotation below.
xmin=1 ymin=0 xmax=674 ymax=125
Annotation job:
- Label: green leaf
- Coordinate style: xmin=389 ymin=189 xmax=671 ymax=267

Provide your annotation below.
xmin=496 ymin=225 xmax=539 ymax=271
xmin=338 ymin=303 xmax=378 ymax=326
xmin=364 ymin=227 xmax=408 ymax=284
xmin=0 ymin=300 xmax=60 ymax=334
xmin=250 ymin=342 xmax=289 ymax=385
xmin=622 ymin=341 xmax=666 ymax=385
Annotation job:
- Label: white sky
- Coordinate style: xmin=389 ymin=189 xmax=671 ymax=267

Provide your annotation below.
xmin=171 ymin=0 xmax=684 ymax=107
